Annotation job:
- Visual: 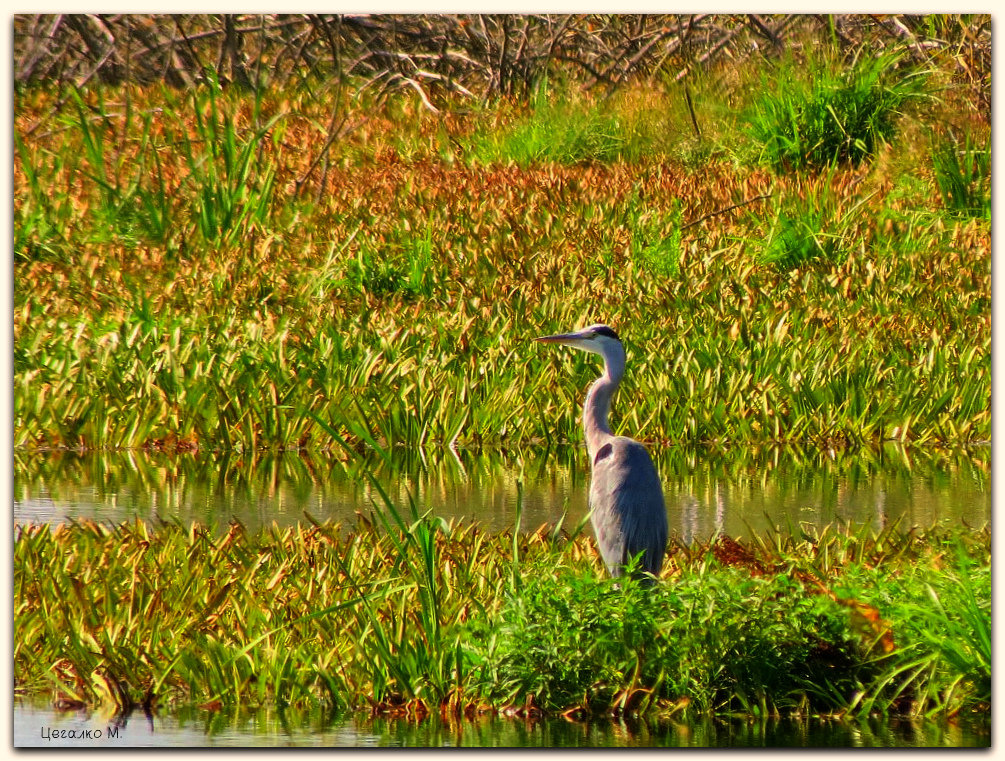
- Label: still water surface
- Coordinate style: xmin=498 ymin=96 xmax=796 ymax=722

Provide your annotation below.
xmin=14 ymin=698 xmax=990 ymax=748
xmin=13 ymin=444 xmax=990 ymax=748
xmin=13 ymin=444 xmax=990 ymax=538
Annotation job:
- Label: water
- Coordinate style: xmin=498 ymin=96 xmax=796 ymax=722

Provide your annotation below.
xmin=12 ymin=444 xmax=991 ymax=748
xmin=14 ymin=699 xmax=990 ymax=748
xmin=13 ymin=444 xmax=990 ymax=539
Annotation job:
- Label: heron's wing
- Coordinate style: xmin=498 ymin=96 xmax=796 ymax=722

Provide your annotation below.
xmin=589 ymin=437 xmax=668 ymax=578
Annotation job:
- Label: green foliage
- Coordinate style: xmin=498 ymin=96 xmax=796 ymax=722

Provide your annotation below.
xmin=746 ymin=51 xmax=926 ymax=170
xmin=846 ymin=542 xmax=991 ymax=713
xmin=761 ymin=210 xmax=835 ymax=270
xmin=931 ymin=129 xmax=990 ymax=219
xmin=919 ymin=550 xmax=991 ymax=706
xmin=760 ymin=185 xmax=855 ymax=271
xmin=631 ymin=198 xmax=683 ymax=278
xmin=14 ymin=88 xmax=172 ymax=260
xmin=487 ymin=558 xmax=862 ymax=714
xmin=486 ymin=563 xmax=661 ymax=709
xmin=14 ymin=81 xmax=281 ymax=261
xmin=472 ymin=85 xmax=655 ymax=165
xmin=755 ymin=170 xmax=894 ymax=271
xmin=15 ymin=515 xmax=989 ymax=718
xmin=13 ymin=130 xmax=72 ymax=261
xmin=341 ymin=225 xmax=436 ymax=299
xmin=180 ymin=79 xmax=281 ymax=246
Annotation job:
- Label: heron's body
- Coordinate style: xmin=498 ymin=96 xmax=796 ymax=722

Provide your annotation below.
xmin=588 ymin=434 xmax=667 ymax=580
xmin=537 ymin=324 xmax=667 ymax=583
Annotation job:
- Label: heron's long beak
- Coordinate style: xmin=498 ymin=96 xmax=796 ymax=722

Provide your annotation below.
xmin=535 ymin=331 xmax=591 ymax=348
xmin=535 ymin=333 xmax=576 ymax=344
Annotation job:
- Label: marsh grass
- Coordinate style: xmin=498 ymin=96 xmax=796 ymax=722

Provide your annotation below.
xmin=341 ymin=224 xmax=436 ymax=299
xmin=13 ymin=41 xmax=989 ymax=452
xmin=627 ymin=196 xmax=684 ymax=279
xmin=755 ymin=173 xmax=876 ymax=270
xmin=181 ymin=81 xmax=281 ymax=246
xmin=14 ymin=512 xmax=989 ymax=719
xmin=745 ymin=50 xmax=927 ymax=170
xmin=470 ymin=84 xmax=662 ymax=165
xmin=931 ymin=128 xmax=990 ymax=219
xmin=17 ymin=79 xmax=281 ymax=262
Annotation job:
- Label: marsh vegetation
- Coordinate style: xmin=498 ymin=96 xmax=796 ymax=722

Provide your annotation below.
xmin=13 ymin=13 xmax=990 ymax=739
xmin=14 ymin=15 xmax=989 ymax=453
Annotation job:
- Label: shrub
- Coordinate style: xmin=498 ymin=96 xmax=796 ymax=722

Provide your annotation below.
xmin=483 ymin=557 xmax=863 ymax=714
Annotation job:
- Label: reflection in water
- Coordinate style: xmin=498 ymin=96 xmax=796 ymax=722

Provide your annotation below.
xmin=14 ymin=699 xmax=990 ymax=748
xmin=13 ymin=444 xmax=990 ymax=538
xmin=14 ymin=447 xmax=990 ymax=750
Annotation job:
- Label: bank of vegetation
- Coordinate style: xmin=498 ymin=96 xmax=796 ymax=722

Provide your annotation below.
xmin=13 ymin=13 xmax=991 ymax=726
xmin=14 ymin=505 xmax=990 ymax=719
xmin=14 ymin=14 xmax=990 ymax=452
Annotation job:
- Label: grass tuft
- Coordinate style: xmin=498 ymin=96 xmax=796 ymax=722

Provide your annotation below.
xmin=931 ymin=128 xmax=990 ymax=219
xmin=471 ymin=85 xmax=657 ymax=165
xmin=746 ymin=50 xmax=926 ymax=170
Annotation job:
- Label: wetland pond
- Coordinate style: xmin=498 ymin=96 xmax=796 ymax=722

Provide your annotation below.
xmin=14 ymin=697 xmax=990 ymax=748
xmin=13 ymin=443 xmax=990 ymax=537
xmin=13 ymin=443 xmax=991 ymax=748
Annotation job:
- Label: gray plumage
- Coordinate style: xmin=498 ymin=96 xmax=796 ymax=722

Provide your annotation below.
xmin=536 ymin=324 xmax=668 ymax=584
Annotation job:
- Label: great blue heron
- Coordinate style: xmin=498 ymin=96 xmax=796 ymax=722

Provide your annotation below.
xmin=536 ymin=324 xmax=668 ymax=584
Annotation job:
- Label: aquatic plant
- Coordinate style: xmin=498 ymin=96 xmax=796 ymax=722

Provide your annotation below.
xmin=14 ymin=512 xmax=990 ymax=719
xmin=13 ymin=91 xmax=989 ymax=451
xmin=12 ymin=19 xmax=989 ymax=454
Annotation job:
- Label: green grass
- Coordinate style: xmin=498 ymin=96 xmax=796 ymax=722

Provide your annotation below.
xmin=16 ymin=79 xmax=282 ymax=261
xmin=628 ymin=196 xmax=684 ymax=279
xmin=469 ymin=85 xmax=658 ymax=166
xmin=14 ymin=510 xmax=990 ymax=719
xmin=931 ymin=128 xmax=990 ymax=219
xmin=341 ymin=223 xmax=436 ymax=300
xmin=484 ymin=557 xmax=859 ymax=715
xmin=758 ymin=187 xmax=845 ymax=270
xmin=745 ymin=50 xmax=927 ymax=170
xmin=182 ymin=78 xmax=281 ymax=247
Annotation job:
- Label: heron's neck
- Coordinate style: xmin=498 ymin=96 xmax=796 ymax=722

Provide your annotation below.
xmin=583 ymin=353 xmax=624 ymax=461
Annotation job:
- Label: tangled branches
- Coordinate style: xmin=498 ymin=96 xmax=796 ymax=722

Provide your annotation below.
xmin=13 ymin=14 xmax=991 ymax=107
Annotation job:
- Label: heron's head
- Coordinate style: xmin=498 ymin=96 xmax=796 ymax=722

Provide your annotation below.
xmin=535 ymin=324 xmax=624 ymax=362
